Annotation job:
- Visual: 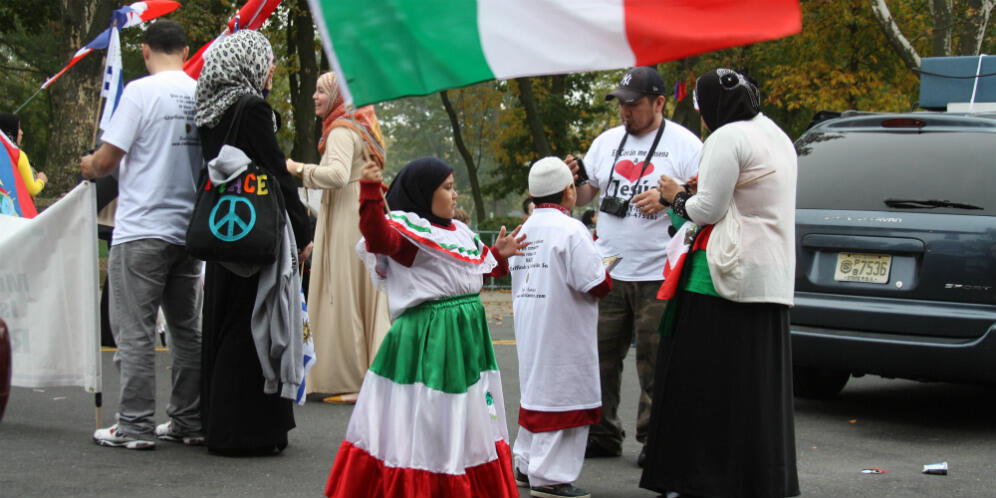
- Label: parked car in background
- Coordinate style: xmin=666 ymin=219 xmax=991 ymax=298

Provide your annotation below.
xmin=791 ymin=111 xmax=996 ymax=397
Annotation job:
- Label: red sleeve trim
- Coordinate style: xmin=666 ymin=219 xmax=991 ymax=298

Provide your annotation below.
xmin=359 ymin=185 xmax=417 ymax=266
xmin=518 ymin=406 xmax=602 ymax=433
xmin=359 ymin=180 xmax=386 ymax=201
xmin=387 ymin=238 xmax=418 ymax=267
xmin=486 ymin=246 xmax=510 ymax=278
xmin=587 ymin=271 xmax=612 ymax=298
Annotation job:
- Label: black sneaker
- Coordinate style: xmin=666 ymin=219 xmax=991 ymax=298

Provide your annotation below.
xmin=515 ymin=468 xmax=529 ymax=487
xmin=530 ymin=483 xmax=591 ymax=498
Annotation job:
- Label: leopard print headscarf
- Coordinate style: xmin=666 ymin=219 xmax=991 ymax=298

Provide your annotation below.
xmin=194 ymin=30 xmax=273 ymax=128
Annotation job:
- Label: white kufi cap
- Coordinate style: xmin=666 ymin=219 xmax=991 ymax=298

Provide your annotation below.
xmin=528 ymin=157 xmax=573 ymax=197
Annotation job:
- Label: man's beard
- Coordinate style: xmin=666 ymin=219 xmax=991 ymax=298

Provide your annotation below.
xmin=624 ymin=119 xmax=650 ymax=136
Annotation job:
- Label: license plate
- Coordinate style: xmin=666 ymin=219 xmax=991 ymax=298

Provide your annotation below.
xmin=834 ymin=252 xmax=892 ymax=284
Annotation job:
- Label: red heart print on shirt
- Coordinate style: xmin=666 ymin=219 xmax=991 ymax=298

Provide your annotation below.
xmin=614 ymin=160 xmax=655 ymax=183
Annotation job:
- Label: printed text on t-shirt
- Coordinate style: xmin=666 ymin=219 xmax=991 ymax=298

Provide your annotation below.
xmin=609 ymin=149 xmax=670 ymax=158
xmin=512 ymin=240 xmax=548 ymax=299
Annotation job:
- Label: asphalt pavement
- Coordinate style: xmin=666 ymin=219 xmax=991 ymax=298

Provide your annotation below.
xmin=1 ymin=290 xmax=994 ymax=497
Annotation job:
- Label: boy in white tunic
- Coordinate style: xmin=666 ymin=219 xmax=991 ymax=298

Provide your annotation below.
xmin=511 ymin=157 xmax=612 ymax=498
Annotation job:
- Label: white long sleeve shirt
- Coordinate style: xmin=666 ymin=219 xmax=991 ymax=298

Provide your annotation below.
xmin=685 ymin=113 xmax=797 ymax=305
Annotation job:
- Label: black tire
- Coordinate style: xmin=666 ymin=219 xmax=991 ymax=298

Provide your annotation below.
xmin=793 ymin=366 xmax=849 ymax=399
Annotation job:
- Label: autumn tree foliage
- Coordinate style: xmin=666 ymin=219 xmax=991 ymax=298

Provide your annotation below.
xmin=2 ymin=0 xmax=993 ymax=208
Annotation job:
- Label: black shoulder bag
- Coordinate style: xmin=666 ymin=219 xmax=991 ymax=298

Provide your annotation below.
xmin=186 ymin=95 xmax=286 ymax=264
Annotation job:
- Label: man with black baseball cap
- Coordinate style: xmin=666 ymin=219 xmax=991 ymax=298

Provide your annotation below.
xmin=566 ymin=66 xmax=703 ymax=465
xmin=605 ymin=66 xmax=668 ymax=103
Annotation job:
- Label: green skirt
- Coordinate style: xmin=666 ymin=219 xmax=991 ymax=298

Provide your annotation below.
xmin=370 ymin=293 xmax=500 ymax=394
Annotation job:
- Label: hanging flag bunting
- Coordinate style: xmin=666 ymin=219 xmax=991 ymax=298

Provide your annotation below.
xmin=183 ymin=0 xmax=283 ymax=79
xmin=306 ymin=0 xmax=801 ymax=107
xmin=41 ymin=1 xmax=180 ymax=90
xmin=0 ymin=131 xmax=36 ymax=219
xmin=674 ymin=80 xmax=688 ymax=102
xmin=99 ymin=25 xmax=124 ymax=131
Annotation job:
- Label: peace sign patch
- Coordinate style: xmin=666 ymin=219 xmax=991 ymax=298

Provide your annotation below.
xmin=209 ymin=195 xmax=256 ymax=242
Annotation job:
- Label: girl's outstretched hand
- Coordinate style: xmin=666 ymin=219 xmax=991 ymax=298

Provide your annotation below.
xmin=494 ymin=224 xmax=529 ymax=258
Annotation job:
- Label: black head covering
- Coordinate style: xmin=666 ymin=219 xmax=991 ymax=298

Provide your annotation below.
xmin=386 ymin=156 xmax=454 ymax=227
xmin=0 ymin=113 xmax=19 ymax=142
xmin=694 ymin=68 xmax=761 ymax=131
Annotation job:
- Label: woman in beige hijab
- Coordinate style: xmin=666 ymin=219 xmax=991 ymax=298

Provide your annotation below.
xmin=286 ymin=72 xmax=391 ymax=403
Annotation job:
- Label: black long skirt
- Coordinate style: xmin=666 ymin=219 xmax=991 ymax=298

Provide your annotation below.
xmin=201 ymin=262 xmax=295 ymax=455
xmin=639 ymin=291 xmax=800 ymax=498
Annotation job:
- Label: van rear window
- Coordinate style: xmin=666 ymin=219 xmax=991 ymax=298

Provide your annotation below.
xmin=796 ymin=131 xmax=996 ymax=213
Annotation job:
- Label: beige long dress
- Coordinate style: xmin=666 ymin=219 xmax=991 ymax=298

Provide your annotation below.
xmin=302 ymin=126 xmax=391 ymax=396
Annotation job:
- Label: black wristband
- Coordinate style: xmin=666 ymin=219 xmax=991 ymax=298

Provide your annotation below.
xmin=671 ymin=191 xmax=691 ymax=219
xmin=658 ymin=192 xmax=671 ymax=207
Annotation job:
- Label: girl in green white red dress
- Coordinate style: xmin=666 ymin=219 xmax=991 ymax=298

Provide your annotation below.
xmin=325 ymin=157 xmax=528 ymax=498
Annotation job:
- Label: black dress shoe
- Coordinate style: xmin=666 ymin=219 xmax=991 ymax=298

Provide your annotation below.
xmin=637 ymin=445 xmax=647 ymax=467
xmin=514 ymin=468 xmax=529 ymax=487
xmin=584 ymin=442 xmax=621 ymax=458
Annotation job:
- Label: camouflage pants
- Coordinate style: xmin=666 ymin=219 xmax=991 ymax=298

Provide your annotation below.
xmin=587 ymin=280 xmax=665 ymax=453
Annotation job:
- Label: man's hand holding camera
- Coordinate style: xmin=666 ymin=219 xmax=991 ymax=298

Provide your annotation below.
xmin=567 ymin=154 xmax=599 ymax=206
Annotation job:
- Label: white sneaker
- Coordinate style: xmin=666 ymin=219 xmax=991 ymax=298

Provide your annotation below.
xmin=155 ymin=421 xmax=205 ymax=446
xmin=93 ymin=424 xmax=155 ymax=450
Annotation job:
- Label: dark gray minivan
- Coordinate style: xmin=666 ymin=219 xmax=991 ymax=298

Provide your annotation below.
xmin=791 ymin=111 xmax=996 ymax=397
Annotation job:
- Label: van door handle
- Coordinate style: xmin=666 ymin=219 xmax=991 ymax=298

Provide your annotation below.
xmin=802 ymin=234 xmax=925 ymax=253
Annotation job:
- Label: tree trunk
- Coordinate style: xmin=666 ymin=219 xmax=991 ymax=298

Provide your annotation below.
xmin=439 ymin=90 xmax=486 ymax=224
xmin=514 ymin=77 xmax=553 ymax=157
xmin=287 ymin=0 xmax=319 ymax=164
xmin=870 ymin=0 xmax=922 ymax=71
xmin=956 ymin=0 xmax=995 ymax=55
xmin=47 ymin=0 xmax=116 ymax=194
xmin=929 ymin=0 xmax=953 ymax=56
xmin=547 ymin=75 xmax=568 ymax=156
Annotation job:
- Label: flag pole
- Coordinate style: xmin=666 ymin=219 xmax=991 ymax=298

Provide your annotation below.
xmin=91 ymin=19 xmax=118 ymax=429
xmin=13 ymin=87 xmax=45 ymax=115
xmin=306 ymin=0 xmax=354 ymax=108
xmin=91 ymin=18 xmax=120 ymax=150
xmin=90 ymin=91 xmax=104 ymax=151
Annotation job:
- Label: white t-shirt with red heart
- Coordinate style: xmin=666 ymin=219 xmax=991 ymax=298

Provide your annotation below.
xmin=583 ymin=121 xmax=702 ymax=281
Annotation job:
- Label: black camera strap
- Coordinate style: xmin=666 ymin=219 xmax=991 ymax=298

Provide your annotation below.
xmin=606 ymin=113 xmax=666 ymax=201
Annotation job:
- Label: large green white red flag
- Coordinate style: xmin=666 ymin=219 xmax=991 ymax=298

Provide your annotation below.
xmin=306 ymin=0 xmax=801 ymax=107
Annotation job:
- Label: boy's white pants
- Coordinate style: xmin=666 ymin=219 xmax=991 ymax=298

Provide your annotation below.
xmin=512 ymin=425 xmax=589 ymax=487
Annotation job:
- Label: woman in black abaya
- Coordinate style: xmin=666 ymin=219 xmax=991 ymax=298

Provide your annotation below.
xmin=640 ymin=69 xmax=800 ymax=498
xmin=193 ymin=30 xmax=312 ymax=455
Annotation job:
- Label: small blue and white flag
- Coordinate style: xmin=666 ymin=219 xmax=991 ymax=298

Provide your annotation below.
xmin=295 ymin=288 xmax=316 ymax=405
xmin=98 ymin=25 xmax=123 ymax=131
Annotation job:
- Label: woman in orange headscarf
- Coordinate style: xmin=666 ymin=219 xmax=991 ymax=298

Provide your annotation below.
xmin=286 ymin=72 xmax=391 ymax=403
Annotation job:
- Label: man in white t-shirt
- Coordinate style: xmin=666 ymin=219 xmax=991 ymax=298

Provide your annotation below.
xmin=81 ymin=20 xmax=203 ymax=450
xmin=511 ymin=157 xmax=611 ymax=498
xmin=568 ymin=66 xmax=702 ymax=464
